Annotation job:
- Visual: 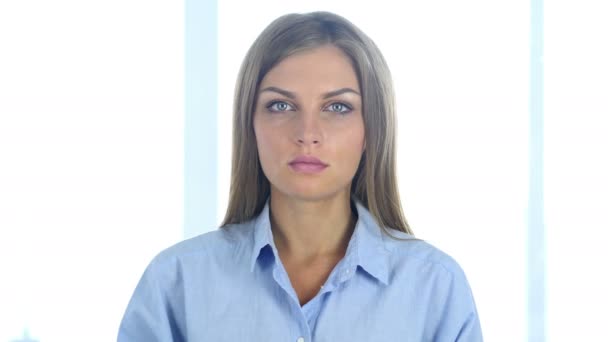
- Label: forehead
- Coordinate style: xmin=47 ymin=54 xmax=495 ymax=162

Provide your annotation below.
xmin=259 ymin=45 xmax=360 ymax=91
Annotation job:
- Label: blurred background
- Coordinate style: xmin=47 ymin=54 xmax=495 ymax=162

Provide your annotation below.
xmin=0 ymin=0 xmax=606 ymax=341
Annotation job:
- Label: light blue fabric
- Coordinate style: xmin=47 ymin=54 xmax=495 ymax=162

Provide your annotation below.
xmin=118 ymin=200 xmax=483 ymax=341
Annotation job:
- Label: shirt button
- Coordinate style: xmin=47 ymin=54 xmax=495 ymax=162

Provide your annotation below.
xmin=297 ymin=337 xmax=305 ymax=342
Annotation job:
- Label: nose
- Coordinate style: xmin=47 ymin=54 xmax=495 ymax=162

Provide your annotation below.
xmin=294 ymin=112 xmax=323 ymax=146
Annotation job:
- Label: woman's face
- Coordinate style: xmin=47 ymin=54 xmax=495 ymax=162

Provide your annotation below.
xmin=253 ymin=45 xmax=365 ymax=201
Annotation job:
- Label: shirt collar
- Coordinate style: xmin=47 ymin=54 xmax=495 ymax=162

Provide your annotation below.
xmin=351 ymin=200 xmax=390 ymax=285
xmin=249 ymin=198 xmax=390 ymax=286
xmin=249 ymin=198 xmax=278 ymax=272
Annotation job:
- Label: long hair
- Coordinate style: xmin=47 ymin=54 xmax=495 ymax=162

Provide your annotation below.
xmin=221 ymin=11 xmax=413 ymax=237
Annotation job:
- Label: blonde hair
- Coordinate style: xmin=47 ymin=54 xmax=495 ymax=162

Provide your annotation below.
xmin=221 ymin=11 xmax=413 ymax=237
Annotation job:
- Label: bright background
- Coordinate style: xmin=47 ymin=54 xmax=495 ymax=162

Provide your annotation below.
xmin=0 ymin=0 xmax=606 ymax=341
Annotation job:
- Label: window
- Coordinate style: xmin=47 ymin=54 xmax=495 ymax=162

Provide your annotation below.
xmin=545 ymin=1 xmax=608 ymax=340
xmin=2 ymin=0 xmax=605 ymax=340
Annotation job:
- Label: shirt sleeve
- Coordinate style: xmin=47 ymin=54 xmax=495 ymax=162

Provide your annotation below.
xmin=434 ymin=264 xmax=484 ymax=342
xmin=117 ymin=260 xmax=179 ymax=342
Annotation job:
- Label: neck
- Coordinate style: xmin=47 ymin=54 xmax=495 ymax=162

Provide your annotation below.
xmin=269 ymin=189 xmax=356 ymax=263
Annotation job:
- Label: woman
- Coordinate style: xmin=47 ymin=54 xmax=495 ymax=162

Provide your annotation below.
xmin=119 ymin=11 xmax=483 ymax=341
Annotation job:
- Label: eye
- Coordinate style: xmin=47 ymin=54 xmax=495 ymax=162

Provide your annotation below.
xmin=325 ymin=102 xmax=352 ymax=114
xmin=267 ymin=101 xmax=295 ymax=112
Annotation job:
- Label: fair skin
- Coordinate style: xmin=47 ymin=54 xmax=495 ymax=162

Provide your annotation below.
xmin=253 ymin=45 xmax=366 ymax=305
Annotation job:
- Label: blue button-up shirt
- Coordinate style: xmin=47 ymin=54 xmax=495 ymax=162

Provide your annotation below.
xmin=118 ymin=200 xmax=483 ymax=341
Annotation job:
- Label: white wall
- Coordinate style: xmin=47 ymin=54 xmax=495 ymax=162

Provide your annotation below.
xmin=0 ymin=1 xmax=184 ymax=341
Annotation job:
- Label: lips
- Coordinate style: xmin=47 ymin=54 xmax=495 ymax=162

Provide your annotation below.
xmin=288 ymin=155 xmax=328 ymax=173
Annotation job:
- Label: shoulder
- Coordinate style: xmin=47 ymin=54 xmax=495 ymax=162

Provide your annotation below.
xmin=120 ymin=223 xmax=253 ymax=341
xmin=381 ymin=228 xmax=468 ymax=281
xmin=354 ymin=200 xmax=466 ymax=281
xmin=379 ymin=230 xmax=483 ymax=340
xmin=147 ymin=221 xmax=254 ymax=272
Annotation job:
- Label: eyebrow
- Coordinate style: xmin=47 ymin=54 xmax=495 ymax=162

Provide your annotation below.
xmin=259 ymin=86 xmax=360 ymax=99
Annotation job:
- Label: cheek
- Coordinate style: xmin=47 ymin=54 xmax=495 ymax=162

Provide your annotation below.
xmin=335 ymin=124 xmax=365 ymax=168
xmin=254 ymin=120 xmax=281 ymax=168
xmin=349 ymin=121 xmax=366 ymax=153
